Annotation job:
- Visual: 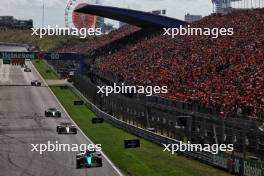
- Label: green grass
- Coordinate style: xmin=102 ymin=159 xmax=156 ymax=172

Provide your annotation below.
xmin=35 ymin=59 xmax=230 ymax=176
xmin=50 ymin=86 xmax=230 ymax=176
xmin=0 ymin=30 xmax=91 ymax=52
xmin=32 ymin=60 xmax=59 ymax=80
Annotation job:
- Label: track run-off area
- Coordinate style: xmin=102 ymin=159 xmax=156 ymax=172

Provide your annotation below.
xmin=0 ymin=45 xmax=230 ymax=176
xmin=0 ymin=45 xmax=121 ymax=176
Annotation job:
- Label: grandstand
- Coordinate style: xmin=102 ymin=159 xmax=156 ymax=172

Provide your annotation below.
xmin=59 ymin=8 xmax=264 ymax=120
xmin=212 ymin=0 xmax=264 ymax=13
xmin=49 ymin=5 xmax=264 ymax=170
xmin=0 ymin=16 xmax=33 ymax=30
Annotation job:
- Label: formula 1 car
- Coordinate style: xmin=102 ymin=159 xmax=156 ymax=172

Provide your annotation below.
xmin=31 ymin=80 xmax=41 ymax=86
xmin=76 ymin=150 xmax=102 ymax=169
xmin=57 ymin=122 xmax=77 ymax=134
xmin=24 ymin=67 xmax=31 ymax=72
xmin=44 ymin=108 xmax=61 ymax=118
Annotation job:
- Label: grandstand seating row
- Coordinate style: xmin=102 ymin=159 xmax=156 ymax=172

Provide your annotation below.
xmin=59 ymin=9 xmax=264 ymax=119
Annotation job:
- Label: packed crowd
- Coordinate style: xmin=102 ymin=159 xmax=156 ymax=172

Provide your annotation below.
xmin=96 ymin=9 xmax=264 ymax=119
xmin=59 ymin=25 xmax=140 ymax=54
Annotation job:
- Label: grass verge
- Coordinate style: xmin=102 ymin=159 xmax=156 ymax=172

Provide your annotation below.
xmin=51 ymin=86 xmax=230 ymax=176
xmin=35 ymin=60 xmax=230 ymax=176
xmin=0 ymin=30 xmax=89 ymax=51
xmin=32 ymin=60 xmax=59 ymax=79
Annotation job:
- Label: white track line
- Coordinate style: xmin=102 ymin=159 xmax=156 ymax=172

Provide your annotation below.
xmin=31 ymin=61 xmax=124 ymax=176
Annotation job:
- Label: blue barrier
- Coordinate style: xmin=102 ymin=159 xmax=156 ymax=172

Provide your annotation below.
xmin=0 ymin=51 xmax=85 ymax=75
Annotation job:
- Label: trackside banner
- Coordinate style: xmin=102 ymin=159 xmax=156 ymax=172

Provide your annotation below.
xmin=212 ymin=152 xmax=264 ymax=176
xmin=0 ymin=52 xmax=83 ymax=60
xmin=43 ymin=53 xmax=82 ymax=60
xmin=0 ymin=52 xmax=36 ymax=59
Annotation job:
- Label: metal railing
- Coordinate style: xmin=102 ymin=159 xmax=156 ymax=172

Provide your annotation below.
xmin=70 ymin=74 xmax=264 ymax=176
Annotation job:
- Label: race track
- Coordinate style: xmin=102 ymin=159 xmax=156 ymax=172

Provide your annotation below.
xmin=0 ymin=45 xmax=28 ymax=52
xmin=0 ymin=47 xmax=121 ymax=176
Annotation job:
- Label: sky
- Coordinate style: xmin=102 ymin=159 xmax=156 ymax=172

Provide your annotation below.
xmin=0 ymin=0 xmax=213 ymax=28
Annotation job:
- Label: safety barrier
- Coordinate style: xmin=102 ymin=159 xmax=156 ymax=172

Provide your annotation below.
xmin=69 ymin=77 xmax=264 ymax=176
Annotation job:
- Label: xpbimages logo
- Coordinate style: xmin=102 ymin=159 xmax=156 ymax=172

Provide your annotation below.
xmin=163 ymin=142 xmax=234 ymax=155
xmin=97 ymin=83 xmax=168 ymax=96
xmin=30 ymin=141 xmax=102 ymax=155
xmin=163 ymin=25 xmax=234 ymax=39
xmin=31 ymin=25 xmax=102 ymax=38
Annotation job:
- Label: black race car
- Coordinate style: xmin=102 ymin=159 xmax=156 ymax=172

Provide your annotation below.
xmin=24 ymin=67 xmax=31 ymax=72
xmin=76 ymin=150 xmax=102 ymax=169
xmin=57 ymin=122 xmax=77 ymax=134
xmin=45 ymin=108 xmax=61 ymax=117
xmin=31 ymin=80 xmax=41 ymax=86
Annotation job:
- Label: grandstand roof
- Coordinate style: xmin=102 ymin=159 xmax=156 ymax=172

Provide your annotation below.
xmin=75 ymin=4 xmax=187 ymax=28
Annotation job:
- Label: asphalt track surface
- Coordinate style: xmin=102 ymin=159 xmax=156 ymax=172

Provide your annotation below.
xmin=0 ymin=46 xmax=121 ymax=176
xmin=0 ymin=45 xmax=28 ymax=52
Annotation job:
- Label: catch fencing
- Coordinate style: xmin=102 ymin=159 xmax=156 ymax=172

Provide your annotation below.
xmin=72 ymin=74 xmax=264 ymax=176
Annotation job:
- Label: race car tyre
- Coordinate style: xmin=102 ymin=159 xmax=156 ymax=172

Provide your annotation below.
xmin=96 ymin=158 xmax=103 ymax=167
xmin=97 ymin=163 xmax=103 ymax=167
xmin=76 ymin=160 xmax=82 ymax=169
